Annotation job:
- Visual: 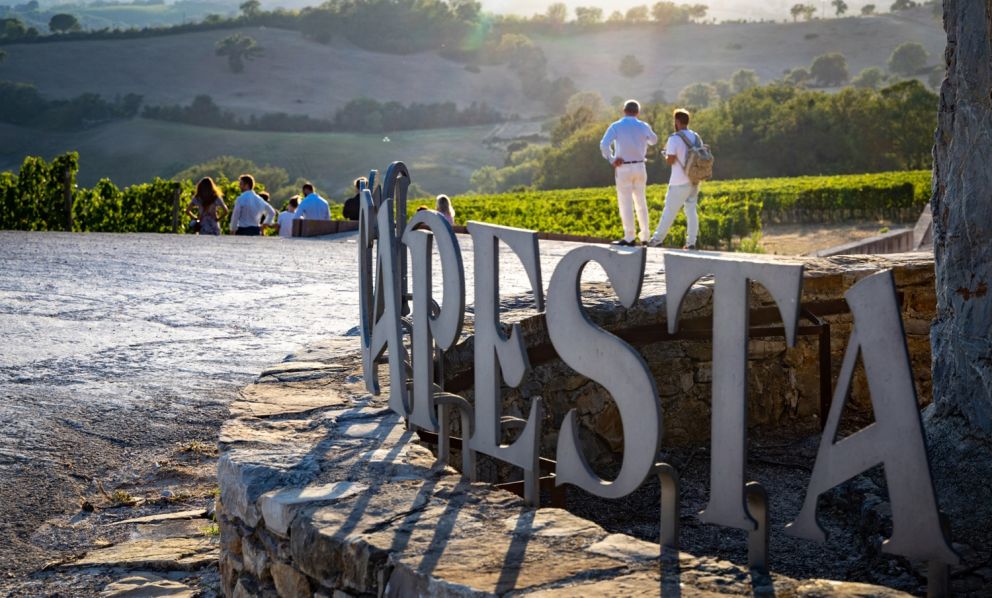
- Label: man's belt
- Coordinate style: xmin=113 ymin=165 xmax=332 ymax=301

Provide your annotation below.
xmin=622 ymin=160 xmax=644 ymax=164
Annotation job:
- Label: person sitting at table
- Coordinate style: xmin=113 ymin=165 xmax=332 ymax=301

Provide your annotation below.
xmin=296 ymin=182 xmax=331 ymax=220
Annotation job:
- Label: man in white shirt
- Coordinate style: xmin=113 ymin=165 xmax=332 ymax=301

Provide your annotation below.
xmin=295 ymin=183 xmax=331 ymax=221
xmin=600 ymin=99 xmax=658 ymax=246
xmin=648 ymin=109 xmax=702 ymax=250
xmin=275 ymin=196 xmax=300 ymax=238
xmin=229 ymin=174 xmax=276 ymax=236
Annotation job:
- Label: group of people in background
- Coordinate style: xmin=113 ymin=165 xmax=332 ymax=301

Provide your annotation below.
xmin=185 ymin=172 xmax=457 ymax=239
xmin=185 ymin=174 xmax=331 ymax=237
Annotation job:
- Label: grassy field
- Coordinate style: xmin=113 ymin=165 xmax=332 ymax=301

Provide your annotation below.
xmin=0 ymin=118 xmax=507 ymax=197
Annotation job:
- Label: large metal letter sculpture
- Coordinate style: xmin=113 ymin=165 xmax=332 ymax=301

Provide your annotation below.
xmin=547 ymin=245 xmax=661 ymax=498
xmin=665 ymin=253 xmax=803 ymax=531
xmin=786 ymin=271 xmax=958 ymax=565
xmin=467 ymin=222 xmax=544 ymax=506
xmin=382 ymin=162 xmax=411 ymax=316
xmin=358 ymin=190 xmax=409 ymax=417
xmin=402 ymin=210 xmax=465 ymax=431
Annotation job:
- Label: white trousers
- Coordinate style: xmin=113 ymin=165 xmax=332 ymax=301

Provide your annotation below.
xmin=615 ymin=163 xmax=650 ymax=243
xmin=652 ymin=183 xmax=699 ymax=246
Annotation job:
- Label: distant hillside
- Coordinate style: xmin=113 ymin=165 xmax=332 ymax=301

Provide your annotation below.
xmin=539 ymin=11 xmax=944 ymax=103
xmin=0 ymin=10 xmax=944 ymax=119
xmin=0 ymin=27 xmax=543 ymax=118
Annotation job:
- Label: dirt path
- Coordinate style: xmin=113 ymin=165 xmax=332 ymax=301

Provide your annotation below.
xmin=759 ymin=220 xmax=914 ymax=256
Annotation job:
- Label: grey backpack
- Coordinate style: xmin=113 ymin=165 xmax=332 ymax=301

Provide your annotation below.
xmin=676 ymin=131 xmax=714 ymax=184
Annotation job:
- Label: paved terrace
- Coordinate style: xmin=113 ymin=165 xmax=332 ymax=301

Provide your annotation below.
xmin=0 ymin=230 xmax=660 ymax=592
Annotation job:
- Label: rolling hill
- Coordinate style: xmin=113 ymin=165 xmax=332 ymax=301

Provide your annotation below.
xmin=0 ymin=8 xmax=945 ymax=193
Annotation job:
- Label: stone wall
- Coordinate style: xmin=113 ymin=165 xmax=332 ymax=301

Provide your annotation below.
xmin=442 ymin=252 xmax=936 ymax=472
xmin=216 ymin=337 xmax=912 ymax=597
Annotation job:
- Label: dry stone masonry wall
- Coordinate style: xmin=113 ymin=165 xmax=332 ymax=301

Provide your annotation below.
xmin=217 ymin=252 xmax=938 ymax=596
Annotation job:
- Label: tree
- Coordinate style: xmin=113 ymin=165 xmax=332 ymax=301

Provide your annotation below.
xmin=607 ymin=10 xmax=625 ymax=23
xmin=851 ymin=66 xmax=886 ymax=89
xmin=239 ymin=0 xmax=261 ymax=18
xmin=890 ymin=0 xmax=917 ymax=10
xmin=861 ymin=4 xmax=876 ymax=15
xmin=927 ymin=66 xmax=943 ymax=89
xmin=574 ymin=6 xmax=603 ymax=26
xmin=810 ymin=52 xmax=849 ymax=86
xmin=1 ymin=17 xmax=27 ymax=40
xmin=784 ymin=67 xmax=811 ymax=86
xmin=930 ymin=0 xmax=992 ymax=442
xmin=565 ymin=91 xmax=607 ymax=117
xmin=685 ymin=4 xmax=708 ymax=21
xmin=545 ymin=2 xmax=567 ymax=27
xmin=711 ymin=79 xmax=732 ymax=100
xmin=790 ymin=3 xmax=815 ymax=21
xmin=619 ymin=54 xmax=644 ymax=78
xmin=730 ymin=69 xmax=759 ymax=93
xmin=48 ymin=13 xmax=80 ymax=33
xmin=831 ymin=0 xmax=848 ymax=16
xmin=677 ymin=82 xmax=715 ymax=108
xmin=888 ymin=42 xmax=928 ymax=77
xmin=651 ymin=1 xmax=681 ymax=25
xmin=215 ymin=33 xmax=263 ymax=74
xmin=625 ymin=5 xmax=650 ymax=22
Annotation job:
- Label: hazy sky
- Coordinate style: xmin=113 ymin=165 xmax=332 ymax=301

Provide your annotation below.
xmin=484 ymin=1 xmax=882 ymax=22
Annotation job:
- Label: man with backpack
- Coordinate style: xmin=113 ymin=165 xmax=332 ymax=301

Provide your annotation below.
xmin=647 ymin=108 xmax=713 ymax=249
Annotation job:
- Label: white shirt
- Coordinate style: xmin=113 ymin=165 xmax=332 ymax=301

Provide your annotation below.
xmin=229 ymin=190 xmax=276 ymax=230
xmin=295 ymin=193 xmax=331 ymax=220
xmin=665 ymin=129 xmax=702 ymax=187
xmin=600 ymin=116 xmax=659 ymax=164
xmin=277 ymin=210 xmax=297 ymax=238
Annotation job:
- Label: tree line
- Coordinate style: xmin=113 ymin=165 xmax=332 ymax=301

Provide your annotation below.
xmin=0 ymin=80 xmax=141 ymax=128
xmin=142 ymin=95 xmax=506 ymax=133
xmin=0 ymin=81 xmax=506 ymax=133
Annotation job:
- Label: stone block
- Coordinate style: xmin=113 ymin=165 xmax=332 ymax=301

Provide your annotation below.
xmin=271 ymin=561 xmax=312 ymax=598
xmin=259 ymin=481 xmax=368 ymax=537
xmin=243 ymin=538 xmax=271 ymax=580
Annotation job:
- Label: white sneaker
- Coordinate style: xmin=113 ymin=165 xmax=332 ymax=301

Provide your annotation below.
xmin=646 ymin=237 xmax=664 ymax=248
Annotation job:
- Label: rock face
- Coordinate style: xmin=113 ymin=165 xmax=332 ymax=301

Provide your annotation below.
xmin=931 ymin=0 xmax=992 ymax=434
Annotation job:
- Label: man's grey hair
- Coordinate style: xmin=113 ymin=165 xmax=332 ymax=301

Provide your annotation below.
xmin=623 ymin=99 xmax=641 ymax=114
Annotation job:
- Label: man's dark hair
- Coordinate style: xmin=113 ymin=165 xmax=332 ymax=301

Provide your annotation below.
xmin=354 ymin=177 xmax=368 ymax=191
xmin=258 ymin=191 xmax=270 ymax=201
xmin=623 ymin=99 xmax=641 ymax=114
xmin=302 ymin=183 xmax=315 ymax=195
xmin=239 ymin=174 xmax=255 ymax=189
xmin=673 ymin=109 xmax=691 ymax=126
xmin=287 ymin=195 xmax=300 ymax=209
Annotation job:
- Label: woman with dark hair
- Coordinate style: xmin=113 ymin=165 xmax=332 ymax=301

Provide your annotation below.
xmin=342 ymin=177 xmax=367 ymax=221
xmin=186 ymin=177 xmax=229 ymax=235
